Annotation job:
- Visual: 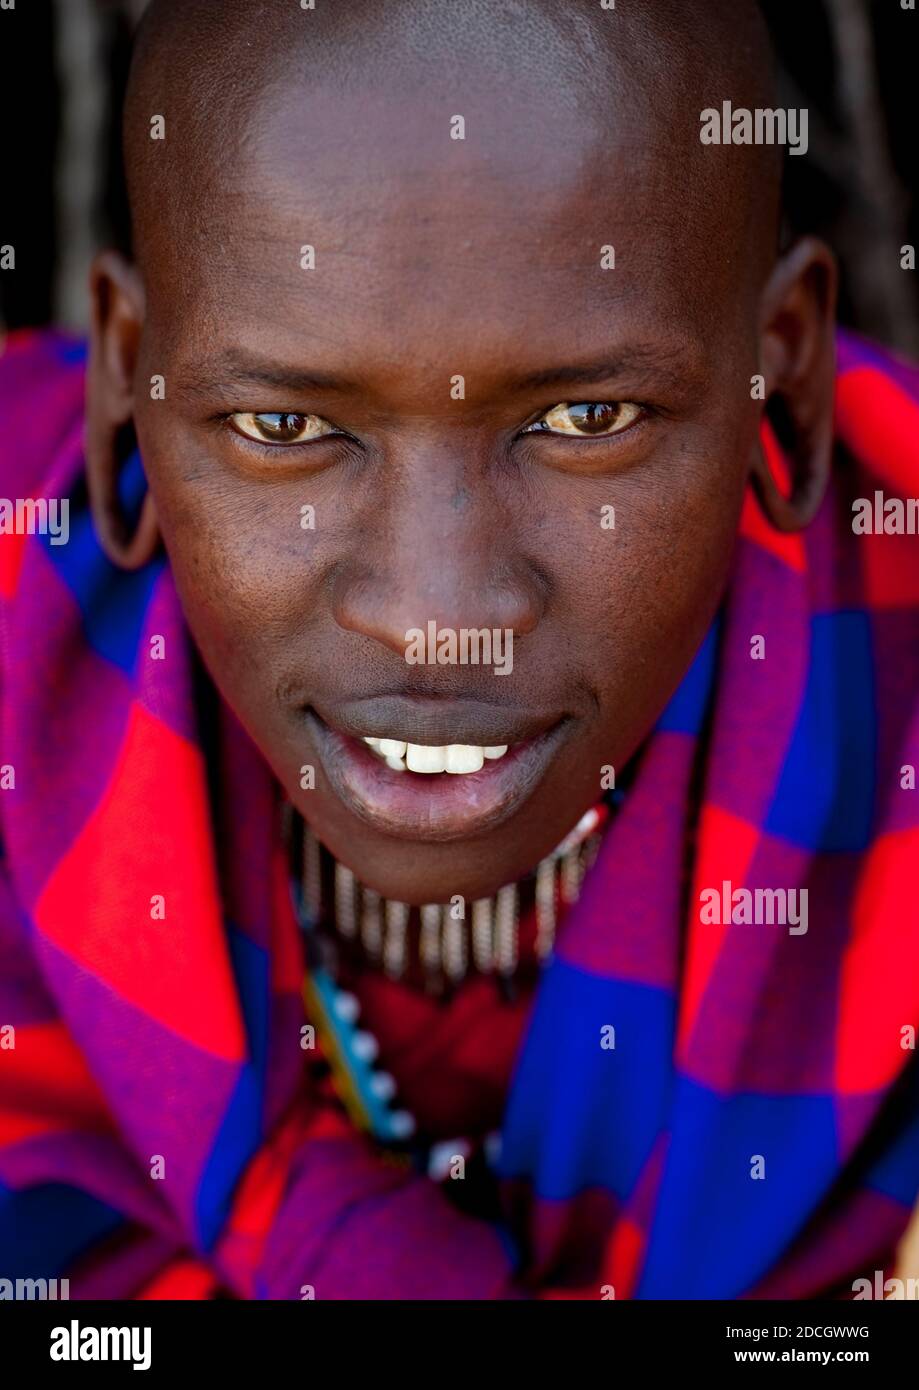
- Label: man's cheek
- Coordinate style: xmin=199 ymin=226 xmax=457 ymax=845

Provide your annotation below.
xmin=174 ymin=584 xmax=294 ymax=722
xmin=150 ymin=478 xmax=312 ymax=612
xmin=153 ymin=508 xmax=307 ymax=684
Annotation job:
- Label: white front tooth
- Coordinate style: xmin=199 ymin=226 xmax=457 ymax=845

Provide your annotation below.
xmin=363 ymin=736 xmax=383 ymax=749
xmin=482 ymin=745 xmax=509 ymax=760
xmin=405 ymin=743 xmax=447 ymax=773
xmin=445 ymin=744 xmax=485 ymax=774
xmin=379 ymin=739 xmax=407 ymax=758
xmin=384 ymin=755 xmax=406 ymax=771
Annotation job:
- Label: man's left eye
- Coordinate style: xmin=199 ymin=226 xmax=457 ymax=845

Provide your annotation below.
xmin=525 ymin=401 xmax=643 ymax=437
xmin=229 ymin=412 xmax=337 ymax=445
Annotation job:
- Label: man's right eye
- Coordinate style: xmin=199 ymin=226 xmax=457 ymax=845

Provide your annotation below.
xmin=229 ymin=412 xmax=337 ymax=445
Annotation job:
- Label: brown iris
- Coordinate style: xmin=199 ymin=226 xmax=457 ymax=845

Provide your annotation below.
xmin=564 ymin=402 xmax=621 ymax=434
xmin=534 ymin=400 xmax=642 ymax=437
xmin=253 ymin=412 xmax=310 ymax=442
xmin=229 ymin=410 xmax=337 ymax=446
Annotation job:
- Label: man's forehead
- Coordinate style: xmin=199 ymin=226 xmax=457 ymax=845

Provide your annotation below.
xmin=145 ymin=117 xmax=749 ymax=391
xmin=159 ymin=213 xmax=717 ymax=412
xmin=127 ymin=0 xmax=778 ymax=274
xmin=130 ymin=0 xmax=778 ymax=378
xmin=146 ymin=77 xmax=743 ymax=321
xmin=147 ymin=185 xmax=730 ymax=373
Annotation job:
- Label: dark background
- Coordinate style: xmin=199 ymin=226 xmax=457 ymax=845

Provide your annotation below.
xmin=1 ymin=0 xmax=917 ymax=353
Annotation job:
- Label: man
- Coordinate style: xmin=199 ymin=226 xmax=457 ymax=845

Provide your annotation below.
xmin=1 ymin=0 xmax=917 ymax=1298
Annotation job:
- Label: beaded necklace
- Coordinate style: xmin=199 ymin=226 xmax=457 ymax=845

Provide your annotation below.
xmin=287 ymin=793 xmax=618 ymax=1177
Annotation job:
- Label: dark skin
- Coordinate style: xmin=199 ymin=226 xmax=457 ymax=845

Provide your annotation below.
xmin=86 ymin=0 xmax=837 ymax=906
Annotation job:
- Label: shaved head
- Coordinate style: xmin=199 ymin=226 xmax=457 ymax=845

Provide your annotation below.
xmin=124 ymin=0 xmax=781 ymax=280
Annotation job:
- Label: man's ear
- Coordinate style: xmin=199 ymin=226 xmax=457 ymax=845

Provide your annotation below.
xmin=85 ymin=250 xmax=160 ymax=569
xmin=751 ymin=236 xmax=838 ymax=532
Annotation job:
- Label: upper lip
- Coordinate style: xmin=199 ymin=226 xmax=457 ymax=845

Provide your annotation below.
xmin=307 ymin=695 xmax=565 ymax=748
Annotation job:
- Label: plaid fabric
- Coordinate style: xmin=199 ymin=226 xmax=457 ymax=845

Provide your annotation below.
xmin=0 ymin=328 xmax=917 ymax=1299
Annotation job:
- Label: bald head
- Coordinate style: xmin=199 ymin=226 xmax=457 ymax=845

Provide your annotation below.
xmin=124 ymin=0 xmax=781 ymax=278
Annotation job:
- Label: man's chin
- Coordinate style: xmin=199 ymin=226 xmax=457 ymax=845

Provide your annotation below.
xmin=293 ymin=793 xmax=578 ymax=906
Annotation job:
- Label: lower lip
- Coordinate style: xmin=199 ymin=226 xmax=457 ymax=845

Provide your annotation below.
xmin=305 ymin=711 xmax=568 ymax=842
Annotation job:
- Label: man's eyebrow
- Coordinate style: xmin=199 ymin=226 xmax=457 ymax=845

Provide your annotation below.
xmin=176 ymin=344 xmax=701 ymax=401
xmin=511 ymin=345 xmax=700 ymax=393
xmin=175 ymin=352 xmax=354 ymax=400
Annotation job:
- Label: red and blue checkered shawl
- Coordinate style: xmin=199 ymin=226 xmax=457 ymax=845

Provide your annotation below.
xmin=1 ymin=328 xmax=918 ymax=1300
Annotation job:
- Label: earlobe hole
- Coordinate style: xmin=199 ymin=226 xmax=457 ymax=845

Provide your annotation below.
xmin=114 ymin=437 xmax=149 ymax=534
xmin=764 ymin=391 xmax=796 ymax=458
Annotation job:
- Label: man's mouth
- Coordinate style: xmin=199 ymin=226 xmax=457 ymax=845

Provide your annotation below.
xmin=303 ymin=700 xmax=570 ymax=842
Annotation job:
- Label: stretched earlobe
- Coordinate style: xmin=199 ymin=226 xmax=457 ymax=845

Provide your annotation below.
xmin=86 ymin=435 xmax=161 ymax=570
xmin=749 ymin=392 xmax=835 ymax=533
xmin=751 ymin=236 xmax=838 ymax=534
xmin=85 ymin=251 xmax=160 ymax=570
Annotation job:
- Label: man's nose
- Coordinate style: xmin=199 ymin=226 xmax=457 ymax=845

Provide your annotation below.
xmin=329 ymin=466 xmax=545 ymax=661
